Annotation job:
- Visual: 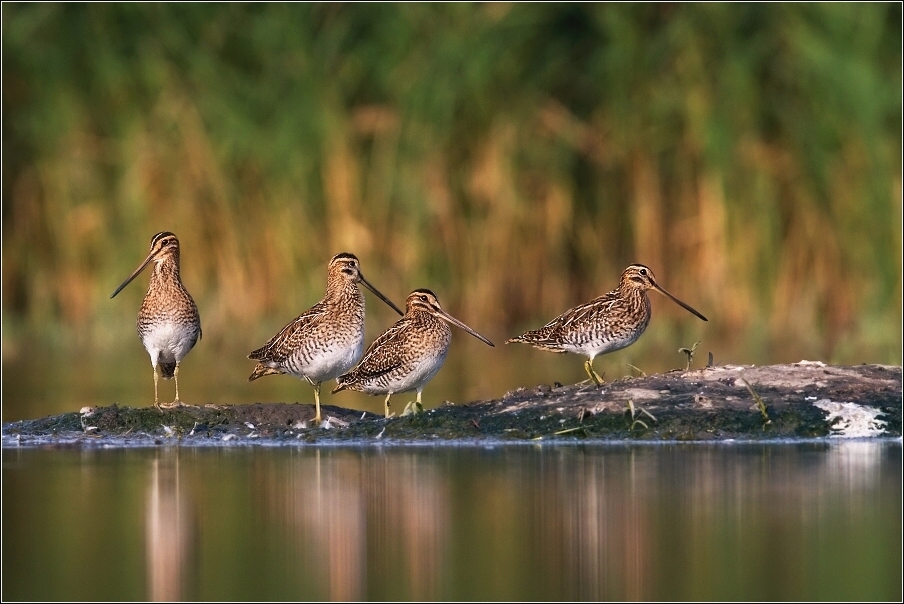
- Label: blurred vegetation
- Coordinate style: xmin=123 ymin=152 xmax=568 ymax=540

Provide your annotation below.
xmin=3 ymin=3 xmax=902 ymax=368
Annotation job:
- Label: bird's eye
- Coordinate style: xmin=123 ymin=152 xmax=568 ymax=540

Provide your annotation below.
xmin=639 ymin=268 xmax=648 ymax=276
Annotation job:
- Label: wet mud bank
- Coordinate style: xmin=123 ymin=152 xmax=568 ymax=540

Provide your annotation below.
xmin=3 ymin=362 xmax=901 ymax=447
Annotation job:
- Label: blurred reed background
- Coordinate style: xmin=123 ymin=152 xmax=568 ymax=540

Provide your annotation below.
xmin=2 ymin=4 xmax=901 ymax=420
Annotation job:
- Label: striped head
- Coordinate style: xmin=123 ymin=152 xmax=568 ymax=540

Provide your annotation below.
xmin=110 ymin=232 xmax=182 ymax=298
xmin=327 ymin=253 xmax=364 ymax=284
xmin=404 ymin=288 xmax=443 ymax=314
xmin=620 ymin=264 xmax=707 ymax=321
xmin=405 ymin=289 xmax=495 ymax=346
xmin=328 ymin=253 xmax=404 ymax=316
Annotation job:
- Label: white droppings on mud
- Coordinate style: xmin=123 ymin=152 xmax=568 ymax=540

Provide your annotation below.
xmin=321 ymin=416 xmax=349 ymax=430
xmin=796 ymin=360 xmax=827 ymax=367
xmin=79 ymin=408 xmax=97 ymax=433
xmin=692 ymin=363 xmax=896 ymax=392
xmin=813 ymin=400 xmax=888 ymax=437
xmin=696 ymin=364 xmax=752 ymax=377
xmin=619 ymin=388 xmax=662 ymax=402
xmin=244 ymin=422 xmax=255 ymax=430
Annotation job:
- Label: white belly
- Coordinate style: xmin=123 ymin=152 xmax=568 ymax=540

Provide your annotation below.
xmin=285 ymin=333 xmax=365 ymax=384
xmin=141 ymin=322 xmax=197 ymax=365
xmin=560 ymin=331 xmax=642 ymax=359
xmin=372 ymin=349 xmax=448 ymax=396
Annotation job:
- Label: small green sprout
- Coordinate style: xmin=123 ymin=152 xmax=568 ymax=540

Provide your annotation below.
xmin=627 ymin=399 xmax=657 ymax=430
xmin=679 ymin=340 xmax=701 ymax=371
xmin=626 ymin=363 xmax=647 ymax=377
xmin=741 ymin=378 xmax=772 ymax=425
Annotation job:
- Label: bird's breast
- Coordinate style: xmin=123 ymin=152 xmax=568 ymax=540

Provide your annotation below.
xmin=285 ymin=322 xmax=365 ymax=383
xmin=138 ymin=319 xmax=200 ymax=363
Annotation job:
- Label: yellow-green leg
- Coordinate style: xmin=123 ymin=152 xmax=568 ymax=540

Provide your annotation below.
xmin=402 ymin=391 xmax=424 ymax=416
xmin=153 ymin=365 xmax=161 ymax=411
xmin=313 ymin=382 xmax=322 ymax=424
xmin=172 ymin=364 xmax=182 ymax=405
xmin=384 ymin=393 xmax=393 ymax=418
xmin=584 ymin=358 xmax=604 ymax=385
xmin=159 ymin=364 xmax=181 ymax=409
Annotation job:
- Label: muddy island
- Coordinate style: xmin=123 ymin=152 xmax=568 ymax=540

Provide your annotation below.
xmin=3 ymin=362 xmax=900 ymax=447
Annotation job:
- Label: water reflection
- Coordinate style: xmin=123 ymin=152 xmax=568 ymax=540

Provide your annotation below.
xmin=146 ymin=452 xmax=196 ymax=601
xmin=277 ymin=451 xmax=367 ymax=600
xmin=3 ymin=442 xmax=901 ymax=601
xmin=250 ymin=450 xmax=449 ymax=600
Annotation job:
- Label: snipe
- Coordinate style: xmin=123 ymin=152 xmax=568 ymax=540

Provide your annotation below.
xmin=111 ymin=231 xmax=202 ymax=410
xmin=333 ymin=288 xmax=494 ymax=418
xmin=248 ymin=253 xmax=403 ymax=424
xmin=507 ymin=264 xmax=707 ymax=384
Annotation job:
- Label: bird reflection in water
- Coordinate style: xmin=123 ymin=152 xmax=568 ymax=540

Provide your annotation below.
xmin=145 ymin=452 xmax=197 ymax=601
xmin=267 ymin=450 xmax=449 ymax=600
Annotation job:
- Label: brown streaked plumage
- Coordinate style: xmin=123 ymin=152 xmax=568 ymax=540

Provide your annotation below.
xmin=333 ymin=289 xmax=494 ymax=418
xmin=507 ymin=264 xmax=707 ymax=385
xmin=248 ymin=253 xmax=403 ymax=424
xmin=111 ymin=231 xmax=202 ymax=410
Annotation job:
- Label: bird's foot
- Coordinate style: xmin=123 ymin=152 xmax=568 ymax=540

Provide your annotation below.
xmin=583 ymin=360 xmax=605 ymax=386
xmin=158 ymin=400 xmax=182 ymax=410
xmin=401 ymin=401 xmax=424 ymax=417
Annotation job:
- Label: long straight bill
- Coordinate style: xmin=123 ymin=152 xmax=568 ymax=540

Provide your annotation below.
xmin=652 ymin=284 xmax=708 ymax=322
xmin=110 ymin=252 xmax=155 ymax=298
xmin=436 ymin=309 xmax=495 ymax=347
xmin=360 ymin=276 xmax=404 ymax=316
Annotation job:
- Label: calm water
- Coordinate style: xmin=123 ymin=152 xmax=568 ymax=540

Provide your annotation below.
xmin=2 ymin=442 xmax=901 ymax=601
